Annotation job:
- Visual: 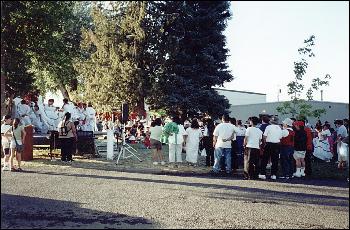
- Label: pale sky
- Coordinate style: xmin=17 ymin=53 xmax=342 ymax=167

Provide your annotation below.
xmin=222 ymin=1 xmax=349 ymax=103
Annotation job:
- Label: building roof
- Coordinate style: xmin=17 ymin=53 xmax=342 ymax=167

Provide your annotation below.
xmin=229 ymin=100 xmax=349 ymax=107
xmin=214 ymin=88 xmax=266 ymax=96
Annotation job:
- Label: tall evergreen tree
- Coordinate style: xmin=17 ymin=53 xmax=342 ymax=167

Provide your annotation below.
xmin=75 ymin=2 xmax=148 ymax=112
xmin=146 ymin=1 xmax=233 ymax=118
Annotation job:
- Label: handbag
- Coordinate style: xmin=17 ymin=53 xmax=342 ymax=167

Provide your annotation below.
xmin=12 ymin=126 xmax=24 ymax=152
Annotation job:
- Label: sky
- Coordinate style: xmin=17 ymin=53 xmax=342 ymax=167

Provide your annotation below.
xmin=222 ymin=1 xmax=349 ymax=103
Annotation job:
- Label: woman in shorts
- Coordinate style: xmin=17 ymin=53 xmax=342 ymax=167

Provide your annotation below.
xmin=10 ymin=118 xmax=26 ymax=172
xmin=293 ymin=121 xmax=307 ymax=178
xmin=150 ymin=118 xmax=165 ymax=165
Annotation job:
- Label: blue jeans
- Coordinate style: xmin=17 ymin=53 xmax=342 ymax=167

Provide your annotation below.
xmin=280 ymin=145 xmax=294 ymax=177
xmin=213 ymin=148 xmax=232 ymax=173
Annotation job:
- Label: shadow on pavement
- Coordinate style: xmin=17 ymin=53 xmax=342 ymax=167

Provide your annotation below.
xmin=22 ymin=170 xmax=349 ymax=209
xmin=1 ymin=193 xmax=157 ymax=229
xmin=28 ymin=157 xmax=349 ymax=189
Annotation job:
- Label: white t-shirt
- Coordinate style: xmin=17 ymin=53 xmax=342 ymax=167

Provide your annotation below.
xmin=1 ymin=124 xmax=12 ymax=148
xmin=245 ymin=127 xmax=263 ymax=149
xmin=337 ymin=125 xmax=348 ymax=138
xmin=236 ymin=126 xmax=246 ymax=137
xmin=150 ymin=126 xmax=163 ymax=141
xmin=263 ymin=124 xmax=283 ymax=143
xmin=168 ymin=124 xmax=187 ymax=144
xmin=213 ymin=122 xmax=236 ymax=148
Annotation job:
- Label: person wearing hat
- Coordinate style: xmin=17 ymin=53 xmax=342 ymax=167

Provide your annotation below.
xmin=293 ymin=121 xmax=307 ymax=177
xmin=259 ymin=116 xmax=283 ymax=180
xmin=1 ymin=115 xmax=13 ymax=171
xmin=279 ymin=118 xmax=295 ymax=179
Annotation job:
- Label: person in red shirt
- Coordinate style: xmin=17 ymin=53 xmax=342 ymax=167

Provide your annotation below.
xmin=304 ymin=121 xmax=313 ymax=177
xmin=280 ymin=118 xmax=295 ymax=179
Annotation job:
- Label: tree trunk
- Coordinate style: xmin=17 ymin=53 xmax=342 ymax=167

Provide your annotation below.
xmin=59 ymin=83 xmax=70 ymax=101
xmin=135 ymin=97 xmax=146 ymax=118
xmin=1 ymin=74 xmax=6 ymax=117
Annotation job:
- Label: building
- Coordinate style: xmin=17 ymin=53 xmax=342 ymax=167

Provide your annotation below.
xmin=228 ymin=101 xmax=349 ymax=126
xmin=214 ymin=88 xmax=266 ymax=106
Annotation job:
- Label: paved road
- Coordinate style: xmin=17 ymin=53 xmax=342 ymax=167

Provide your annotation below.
xmin=1 ymin=159 xmax=349 ymax=229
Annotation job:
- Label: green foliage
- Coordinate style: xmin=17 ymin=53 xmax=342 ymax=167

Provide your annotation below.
xmin=1 ymin=1 xmax=92 ymax=99
xmin=276 ymin=35 xmax=331 ymax=119
xmin=75 ymin=2 xmax=148 ymax=112
xmin=146 ymin=1 xmax=233 ymax=118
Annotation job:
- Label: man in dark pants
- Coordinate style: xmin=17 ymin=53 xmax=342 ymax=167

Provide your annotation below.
xmin=230 ymin=117 xmax=239 ymax=172
xmin=259 ymin=116 xmax=283 ymax=180
xmin=304 ymin=124 xmax=314 ymax=176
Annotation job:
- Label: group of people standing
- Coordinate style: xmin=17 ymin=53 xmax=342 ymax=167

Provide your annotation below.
xmin=1 ymin=115 xmax=26 ymax=171
xmin=11 ymin=96 xmax=97 ymax=134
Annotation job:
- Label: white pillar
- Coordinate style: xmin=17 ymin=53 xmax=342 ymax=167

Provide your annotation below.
xmin=106 ymin=129 xmax=114 ymax=160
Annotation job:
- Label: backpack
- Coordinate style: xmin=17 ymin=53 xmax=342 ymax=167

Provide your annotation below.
xmin=59 ymin=121 xmax=71 ymax=136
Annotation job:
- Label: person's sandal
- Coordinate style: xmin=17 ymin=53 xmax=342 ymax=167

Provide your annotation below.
xmin=17 ymin=168 xmax=23 ymax=172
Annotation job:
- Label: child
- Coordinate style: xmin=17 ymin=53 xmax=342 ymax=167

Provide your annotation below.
xmin=144 ymin=128 xmax=151 ymax=149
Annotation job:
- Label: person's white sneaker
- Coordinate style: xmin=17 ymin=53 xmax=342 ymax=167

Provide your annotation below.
xmin=293 ymin=168 xmax=301 ymax=178
xmin=160 ymin=161 xmax=166 ymax=165
xmin=153 ymin=162 xmax=159 ymax=165
xmin=300 ymin=168 xmax=305 ymax=177
xmin=2 ymin=166 xmax=10 ymax=171
xmin=258 ymin=174 xmax=266 ymax=180
xmin=271 ymin=175 xmax=277 ymax=180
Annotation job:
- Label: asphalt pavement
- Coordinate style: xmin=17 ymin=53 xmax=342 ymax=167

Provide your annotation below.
xmin=1 ymin=156 xmax=349 ymax=229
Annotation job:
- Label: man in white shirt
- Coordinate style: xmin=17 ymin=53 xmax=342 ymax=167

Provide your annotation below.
xmin=243 ymin=116 xmax=263 ymax=179
xmin=42 ymin=99 xmax=59 ymax=131
xmin=16 ymin=100 xmax=31 ymax=126
xmin=259 ymin=116 xmax=283 ymax=180
xmin=85 ymin=102 xmax=97 ymax=132
xmin=212 ymin=115 xmax=238 ymax=174
xmin=1 ymin=115 xmax=13 ymax=171
xmin=168 ymin=116 xmax=187 ymax=163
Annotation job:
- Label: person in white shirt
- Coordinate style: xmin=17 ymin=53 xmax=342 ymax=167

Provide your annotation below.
xmin=168 ymin=116 xmax=187 ymax=163
xmin=335 ymin=120 xmax=349 ymax=169
xmin=212 ymin=115 xmax=237 ymax=174
xmin=42 ymin=99 xmax=59 ymax=131
xmin=29 ymin=104 xmax=43 ymax=133
xmin=313 ymin=124 xmax=333 ymax=161
xmin=16 ymin=100 xmax=31 ymax=126
xmin=1 ymin=115 xmax=13 ymax=171
xmin=185 ymin=119 xmax=203 ymax=165
xmin=259 ymin=116 xmax=283 ymax=180
xmin=150 ymin=118 xmax=164 ymax=165
xmin=86 ymin=102 xmax=97 ymax=132
xmin=243 ymin=116 xmax=263 ymax=179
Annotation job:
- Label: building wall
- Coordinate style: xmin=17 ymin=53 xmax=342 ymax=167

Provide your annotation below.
xmin=215 ymin=88 xmax=266 ymax=106
xmin=229 ymin=101 xmax=349 ymax=126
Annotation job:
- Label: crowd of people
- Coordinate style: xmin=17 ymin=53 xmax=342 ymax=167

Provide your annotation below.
xmin=7 ymin=95 xmax=97 ymax=134
xmin=142 ymin=114 xmax=349 ymax=181
xmin=2 ymin=95 xmax=349 ymax=181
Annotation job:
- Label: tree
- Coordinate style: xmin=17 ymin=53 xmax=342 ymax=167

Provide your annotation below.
xmin=1 ymin=1 xmax=91 ymax=100
xmin=75 ymin=2 xmax=148 ymax=112
xmin=276 ymin=35 xmax=331 ymax=120
xmin=146 ymin=1 xmax=233 ymax=119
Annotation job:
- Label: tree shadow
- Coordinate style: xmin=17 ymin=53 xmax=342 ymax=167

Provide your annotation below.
xmin=22 ymin=170 xmax=349 ymax=210
xmin=28 ymin=156 xmax=349 ymax=189
xmin=1 ymin=193 xmax=157 ymax=229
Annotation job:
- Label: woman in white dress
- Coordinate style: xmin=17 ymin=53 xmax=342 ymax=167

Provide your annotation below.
xmin=313 ymin=124 xmax=333 ymax=161
xmin=185 ymin=119 xmax=203 ymax=165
